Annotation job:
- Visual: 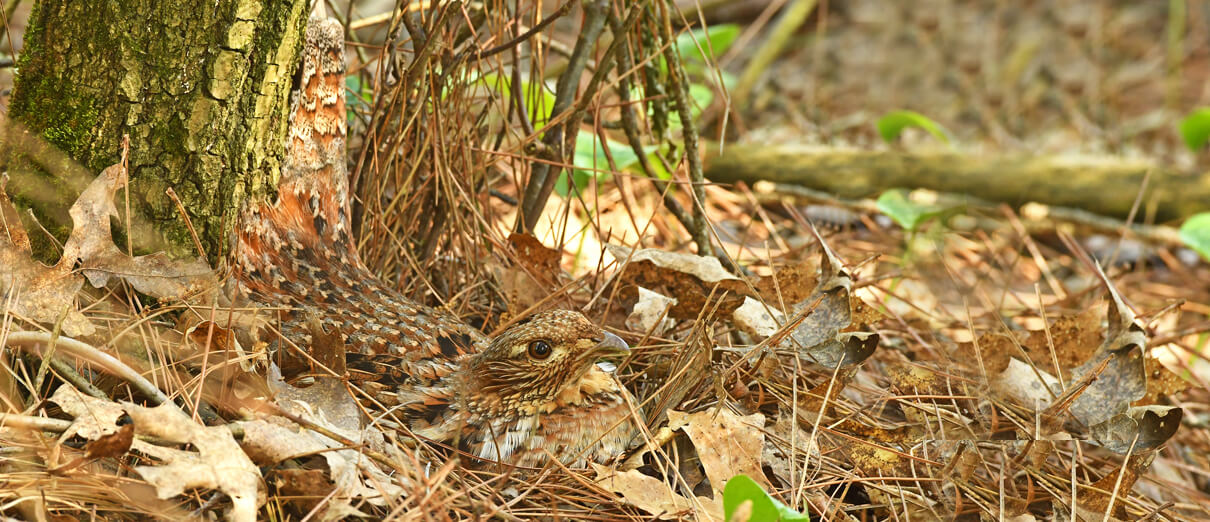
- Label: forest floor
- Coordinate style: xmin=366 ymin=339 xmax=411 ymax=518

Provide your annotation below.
xmin=2 ymin=0 xmax=1210 ymax=521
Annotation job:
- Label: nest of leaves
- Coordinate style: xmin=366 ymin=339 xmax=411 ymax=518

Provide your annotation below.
xmin=3 ymin=1 xmax=1210 ymax=521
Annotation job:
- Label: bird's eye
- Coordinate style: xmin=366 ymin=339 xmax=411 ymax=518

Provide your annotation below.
xmin=527 ymin=340 xmax=552 ymax=359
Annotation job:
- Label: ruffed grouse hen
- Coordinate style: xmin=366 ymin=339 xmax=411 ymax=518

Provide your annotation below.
xmin=233 ymin=6 xmax=637 ymax=468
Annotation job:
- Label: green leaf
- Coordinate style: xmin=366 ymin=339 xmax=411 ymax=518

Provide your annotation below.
xmin=876 ymin=189 xmax=947 ymax=232
xmin=472 ymin=72 xmax=556 ymax=127
xmin=662 ymin=24 xmax=742 ymax=76
xmin=1180 ymin=212 xmax=1210 ymax=261
xmin=1178 ymin=108 xmax=1210 ymax=152
xmin=722 ymin=475 xmax=809 ymax=522
xmin=876 ymin=110 xmax=951 ymax=144
xmin=687 ymin=82 xmax=715 ymax=116
xmin=559 ymin=133 xmax=653 ymax=196
xmin=676 ymin=24 xmax=741 ymax=65
xmin=718 ymin=70 xmax=738 ymax=92
xmin=345 ymin=75 xmax=372 ymax=123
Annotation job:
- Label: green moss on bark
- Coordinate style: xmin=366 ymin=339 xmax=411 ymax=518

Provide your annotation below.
xmin=7 ymin=0 xmax=309 ymax=262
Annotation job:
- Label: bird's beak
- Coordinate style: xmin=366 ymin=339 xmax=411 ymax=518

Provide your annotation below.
xmin=594 ymin=331 xmax=630 ymax=356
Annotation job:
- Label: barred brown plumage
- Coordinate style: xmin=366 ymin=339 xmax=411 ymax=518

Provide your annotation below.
xmin=232 ymin=4 xmax=638 ymax=467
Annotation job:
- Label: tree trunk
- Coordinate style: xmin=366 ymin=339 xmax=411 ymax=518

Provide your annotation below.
xmin=6 ymin=0 xmax=309 ymax=261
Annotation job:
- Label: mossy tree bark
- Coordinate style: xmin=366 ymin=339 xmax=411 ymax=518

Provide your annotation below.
xmin=7 ymin=0 xmax=310 ymax=262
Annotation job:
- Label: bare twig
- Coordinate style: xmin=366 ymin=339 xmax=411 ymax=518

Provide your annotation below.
xmin=652 ymin=0 xmax=715 ymax=256
xmin=0 ymin=412 xmax=73 ymax=432
xmin=471 ymin=1 xmax=572 ymax=61
xmin=606 ymin=7 xmax=709 ymax=253
xmin=517 ymin=0 xmax=611 ymax=232
xmin=5 ymin=330 xmax=172 ymax=405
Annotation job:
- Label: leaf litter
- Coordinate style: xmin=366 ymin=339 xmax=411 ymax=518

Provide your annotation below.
xmin=1 ymin=117 xmax=1208 ymax=522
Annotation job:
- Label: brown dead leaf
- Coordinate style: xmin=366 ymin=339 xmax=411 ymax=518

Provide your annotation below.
xmin=887 ymin=363 xmax=951 ymax=396
xmin=267 ymin=365 xmax=360 ymax=433
xmin=764 ymin=232 xmax=877 ymax=368
xmin=1021 ymin=307 xmax=1102 ymax=376
xmin=963 ymin=332 xmax=1015 ymax=375
xmin=62 ymin=162 xmax=214 ymax=300
xmin=1058 ymin=276 xmax=1150 ymax=428
xmin=50 ymin=384 xmax=127 ymax=440
xmin=2 ymin=160 xmax=217 ymax=336
xmin=1 ymin=178 xmax=94 ymax=336
xmin=795 ymin=370 xmax=853 ymax=415
xmin=1091 ymin=406 xmax=1182 ymax=454
xmin=51 ymin=383 xmax=264 ymax=521
xmin=604 ymin=407 xmax=764 ymax=520
xmin=848 ymin=299 xmax=883 ymax=331
xmin=755 ymin=261 xmax=819 ymax=305
xmin=508 ymin=232 xmax=562 ymax=274
xmin=46 ymin=386 xmax=135 ymax=474
xmin=1075 ymin=451 xmax=1153 ymax=520
xmin=1139 ymin=355 xmax=1190 ymax=405
xmin=732 ymin=296 xmax=784 ymax=337
xmin=246 ymin=364 xmax=404 ymax=506
xmin=269 ymin=468 xmax=335 ymax=513
xmin=592 ymin=464 xmax=723 ymax=520
xmin=186 ymin=320 xmax=237 ymax=352
xmin=498 ymin=233 xmax=567 ymax=313
xmin=125 ymin=401 xmax=264 ymax=522
xmin=835 ymin=418 xmax=923 ymax=445
xmin=626 ymin=286 xmax=677 ymax=335
xmin=669 ymin=408 xmax=768 ymax=494
xmin=762 ymin=413 xmax=821 ymax=487
xmin=84 ymin=422 xmax=134 ymax=459
xmin=608 ymin=245 xmax=750 ymax=319
xmin=1069 ymin=345 xmax=1146 ymax=428
xmin=966 ymin=306 xmax=1099 ymax=385
xmin=49 ymin=421 xmax=133 ymax=475
xmin=994 ymin=357 xmax=1063 ymax=411
xmin=849 ymin=444 xmax=906 ymax=476
xmin=499 ymin=265 xmax=546 ymax=312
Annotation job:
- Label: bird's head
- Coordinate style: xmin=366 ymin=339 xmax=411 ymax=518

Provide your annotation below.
xmin=464 ymin=310 xmax=629 ymax=416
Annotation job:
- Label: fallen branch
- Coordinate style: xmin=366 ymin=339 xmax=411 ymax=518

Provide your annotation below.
xmin=4 ymin=330 xmax=171 ymax=405
xmin=705 ymin=144 xmax=1210 ymax=222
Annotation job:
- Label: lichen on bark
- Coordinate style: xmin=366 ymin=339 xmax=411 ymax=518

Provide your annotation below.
xmin=6 ymin=0 xmax=309 ymax=262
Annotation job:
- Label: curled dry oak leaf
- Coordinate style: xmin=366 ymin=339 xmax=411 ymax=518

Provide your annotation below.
xmin=990 ymin=265 xmax=1183 ymax=451
xmin=239 ymin=363 xmax=404 ymax=510
xmin=669 ymin=409 xmax=769 ymax=496
xmin=62 ymin=162 xmax=214 ymax=300
xmin=1091 ymin=406 xmax=1183 ymax=454
xmin=1065 ymin=266 xmax=1150 ymax=427
xmin=626 ymin=286 xmax=677 ymax=336
xmin=125 ymin=401 xmax=264 ymax=522
xmin=0 ymin=175 xmax=93 ymax=336
xmin=593 ymin=462 xmax=724 ymax=520
xmin=1 ymin=161 xmax=215 ymax=336
xmin=607 ymin=245 xmax=751 ymax=319
xmin=745 ymin=229 xmax=880 ymax=369
xmin=49 ymin=384 xmax=263 ymax=522
xmin=595 ymin=408 xmax=767 ymax=521
xmin=50 ymin=384 xmax=127 ymax=441
xmin=1062 ymin=270 xmax=1151 ymax=436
